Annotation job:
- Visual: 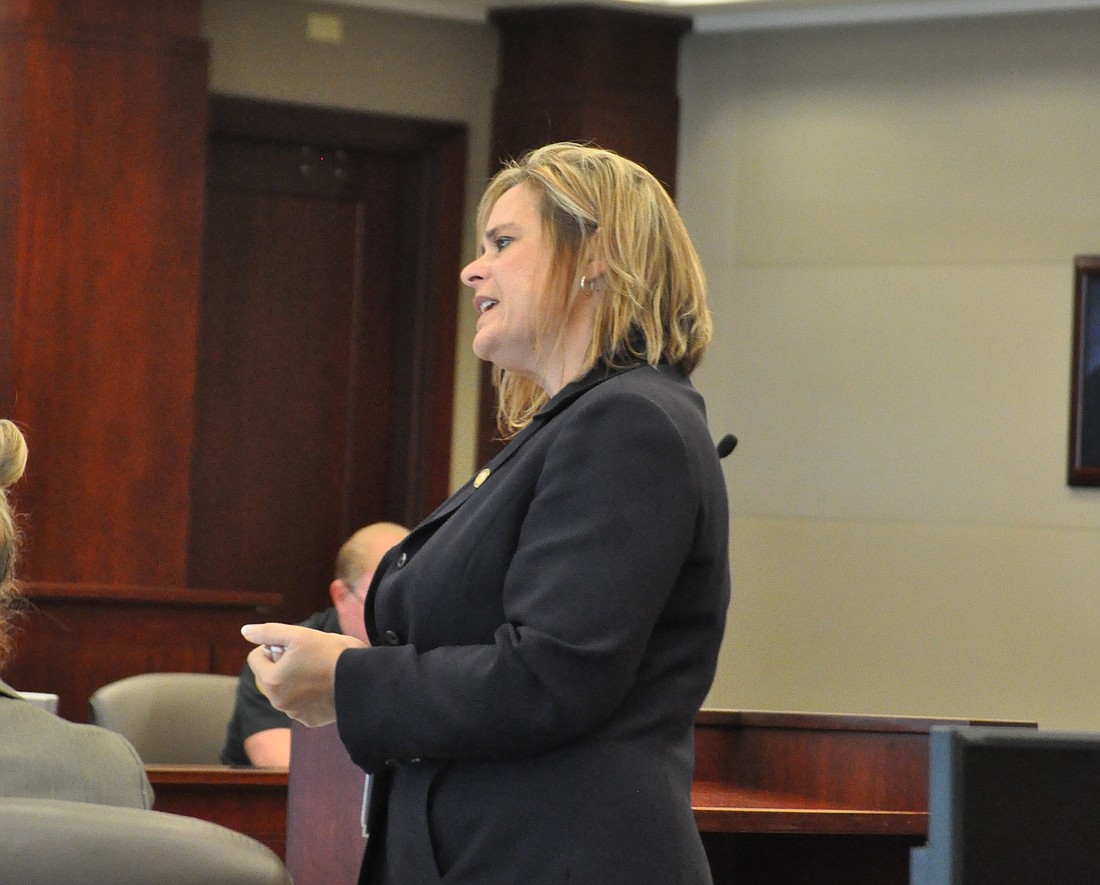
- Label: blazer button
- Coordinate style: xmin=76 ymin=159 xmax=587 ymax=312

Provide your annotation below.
xmin=383 ymin=629 xmax=403 ymax=646
xmin=395 ymin=551 xmax=408 ymax=569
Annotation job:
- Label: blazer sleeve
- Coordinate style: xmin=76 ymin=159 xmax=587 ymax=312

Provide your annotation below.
xmin=335 ymin=382 xmax=706 ymax=765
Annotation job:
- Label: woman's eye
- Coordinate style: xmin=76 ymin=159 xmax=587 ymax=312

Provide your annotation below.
xmin=494 ymin=237 xmax=512 ymax=251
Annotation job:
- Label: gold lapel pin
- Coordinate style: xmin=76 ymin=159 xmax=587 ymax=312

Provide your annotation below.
xmin=473 ymin=467 xmax=491 ymax=488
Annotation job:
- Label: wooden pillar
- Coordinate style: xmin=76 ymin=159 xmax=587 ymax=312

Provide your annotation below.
xmin=478 ymin=5 xmax=690 ymax=462
xmin=0 ymin=2 xmax=270 ymax=720
xmin=0 ymin=0 xmax=208 ymax=589
xmin=488 ymin=5 xmax=689 ymax=193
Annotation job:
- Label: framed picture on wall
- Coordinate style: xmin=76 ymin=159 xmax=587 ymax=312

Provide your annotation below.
xmin=1068 ymin=255 xmax=1100 ymax=485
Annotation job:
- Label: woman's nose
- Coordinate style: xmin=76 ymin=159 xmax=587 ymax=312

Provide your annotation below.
xmin=461 ymin=256 xmax=486 ymax=287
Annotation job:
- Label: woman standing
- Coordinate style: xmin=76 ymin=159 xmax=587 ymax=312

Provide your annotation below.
xmin=247 ymin=143 xmax=730 ymax=884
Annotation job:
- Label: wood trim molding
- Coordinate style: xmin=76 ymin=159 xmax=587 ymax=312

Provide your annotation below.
xmin=22 ymin=582 xmax=281 ymax=609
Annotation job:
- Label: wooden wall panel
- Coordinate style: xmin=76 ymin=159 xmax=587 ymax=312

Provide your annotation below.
xmin=0 ymin=0 xmax=239 ymax=720
xmin=0 ymin=0 xmax=200 ymax=35
xmin=0 ymin=0 xmax=208 ymax=588
xmin=4 ymin=589 xmax=274 ymax=722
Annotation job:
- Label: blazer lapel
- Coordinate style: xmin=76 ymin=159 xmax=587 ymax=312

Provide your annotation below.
xmin=417 ymin=364 xmax=641 ymax=529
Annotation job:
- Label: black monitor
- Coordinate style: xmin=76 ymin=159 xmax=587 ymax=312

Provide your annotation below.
xmin=913 ymin=725 xmax=1100 ymax=884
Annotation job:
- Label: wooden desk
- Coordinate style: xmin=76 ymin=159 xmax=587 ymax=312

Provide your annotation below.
xmin=146 ymin=764 xmax=289 ymax=859
xmin=182 ymin=711 xmax=1030 ymax=884
xmin=693 ymin=710 xmax=1032 ymax=884
xmin=286 ymin=723 xmax=369 ymax=885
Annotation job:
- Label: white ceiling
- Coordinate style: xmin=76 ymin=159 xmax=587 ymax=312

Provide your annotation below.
xmin=312 ymin=0 xmax=1100 ymax=31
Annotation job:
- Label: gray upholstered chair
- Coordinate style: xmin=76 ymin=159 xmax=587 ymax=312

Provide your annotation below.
xmin=0 ymin=797 xmax=291 ymax=884
xmin=89 ymin=672 xmax=239 ymax=764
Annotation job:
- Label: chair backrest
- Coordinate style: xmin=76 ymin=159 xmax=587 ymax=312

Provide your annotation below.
xmin=0 ymin=797 xmax=291 ymax=885
xmin=89 ymin=672 xmax=239 ymax=764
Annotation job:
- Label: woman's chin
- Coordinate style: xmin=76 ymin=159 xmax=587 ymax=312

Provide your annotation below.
xmin=471 ymin=334 xmax=493 ymax=363
xmin=472 ymin=328 xmax=508 ymax=366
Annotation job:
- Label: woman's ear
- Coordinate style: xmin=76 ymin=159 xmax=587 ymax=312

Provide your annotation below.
xmin=582 ymin=256 xmax=609 ymax=289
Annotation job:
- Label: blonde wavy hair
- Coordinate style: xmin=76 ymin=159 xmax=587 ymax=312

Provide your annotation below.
xmin=477 ymin=143 xmax=712 ymax=437
xmin=0 ymin=419 xmax=27 ymax=671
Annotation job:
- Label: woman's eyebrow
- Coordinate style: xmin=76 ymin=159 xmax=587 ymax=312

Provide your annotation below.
xmin=483 ymin=222 xmax=519 ymax=243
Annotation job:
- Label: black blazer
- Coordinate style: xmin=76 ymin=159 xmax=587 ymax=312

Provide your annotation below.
xmin=335 ymin=362 xmax=731 ymax=885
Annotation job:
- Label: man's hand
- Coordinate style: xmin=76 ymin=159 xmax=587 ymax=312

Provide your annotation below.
xmin=242 ymin=623 xmax=365 ymax=727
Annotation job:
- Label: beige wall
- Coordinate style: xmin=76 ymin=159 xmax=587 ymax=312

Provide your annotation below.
xmin=202 ymin=0 xmax=495 ymax=491
xmin=680 ymin=10 xmax=1100 ymax=728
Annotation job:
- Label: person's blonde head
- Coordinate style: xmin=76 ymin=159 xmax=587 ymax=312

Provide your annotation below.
xmin=476 ymin=142 xmax=711 ymax=436
xmin=0 ymin=420 xmax=28 ymax=671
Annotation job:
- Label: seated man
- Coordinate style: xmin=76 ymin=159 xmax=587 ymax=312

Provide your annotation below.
xmin=0 ymin=418 xmax=153 ymax=809
xmin=221 ymin=521 xmax=408 ymax=767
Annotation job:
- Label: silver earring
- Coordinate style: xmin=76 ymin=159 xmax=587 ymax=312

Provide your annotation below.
xmin=579 ymin=275 xmax=587 ymax=290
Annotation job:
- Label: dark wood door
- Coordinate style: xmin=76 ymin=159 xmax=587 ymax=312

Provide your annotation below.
xmin=188 ymin=98 xmax=465 ymax=619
